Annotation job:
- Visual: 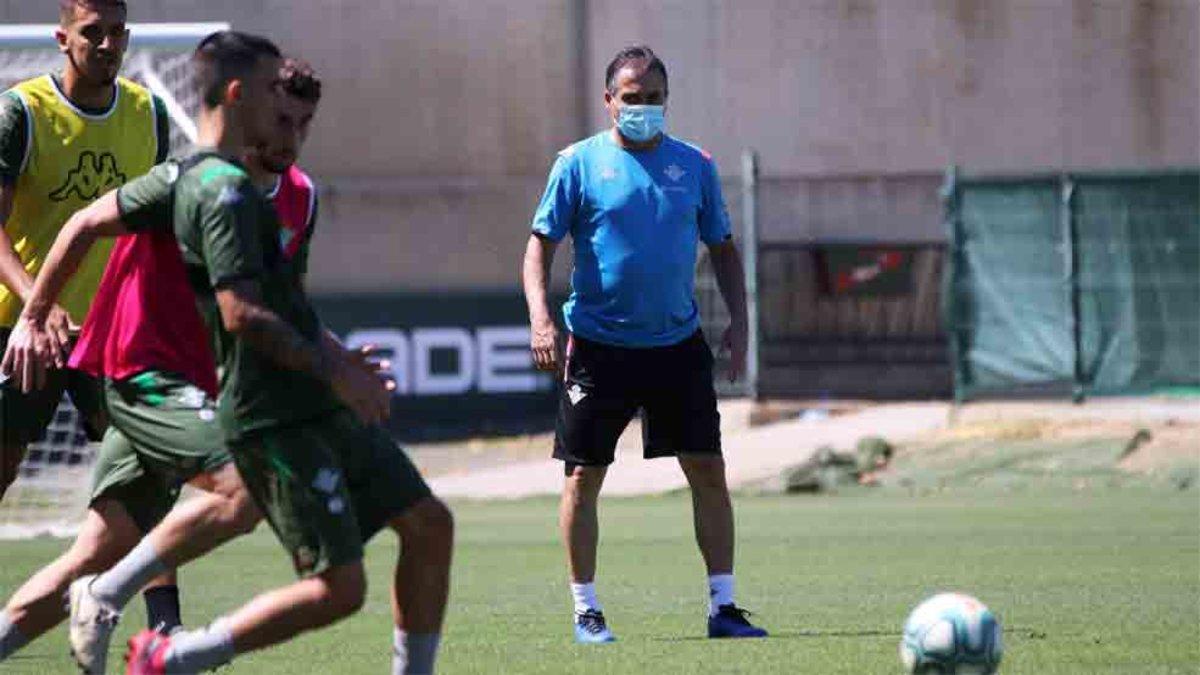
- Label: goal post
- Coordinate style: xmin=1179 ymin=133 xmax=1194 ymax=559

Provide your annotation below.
xmin=0 ymin=22 xmax=227 ymax=539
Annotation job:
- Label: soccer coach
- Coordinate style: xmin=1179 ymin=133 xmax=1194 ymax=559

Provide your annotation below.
xmin=522 ymin=45 xmax=767 ymax=644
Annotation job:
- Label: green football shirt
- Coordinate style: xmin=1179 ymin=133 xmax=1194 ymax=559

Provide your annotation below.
xmin=116 ymin=150 xmax=341 ymax=440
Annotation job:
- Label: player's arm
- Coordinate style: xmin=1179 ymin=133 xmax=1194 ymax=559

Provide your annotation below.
xmin=524 ymin=152 xmax=576 ymax=372
xmin=0 ymin=93 xmax=75 ymax=357
xmin=214 ymin=282 xmax=389 ymax=425
xmin=202 ymin=180 xmax=388 ymax=425
xmin=1 ymin=190 xmax=130 ymax=390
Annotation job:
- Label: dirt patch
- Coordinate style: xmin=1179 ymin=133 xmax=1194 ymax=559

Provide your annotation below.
xmin=893 ymin=416 xmax=1198 ymax=486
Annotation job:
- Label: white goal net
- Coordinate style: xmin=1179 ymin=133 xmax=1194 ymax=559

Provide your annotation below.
xmin=0 ymin=22 xmax=226 ymax=539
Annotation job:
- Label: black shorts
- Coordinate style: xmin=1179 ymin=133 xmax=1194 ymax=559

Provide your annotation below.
xmin=553 ymin=330 xmax=722 ymax=473
xmin=0 ymin=328 xmax=107 ymax=447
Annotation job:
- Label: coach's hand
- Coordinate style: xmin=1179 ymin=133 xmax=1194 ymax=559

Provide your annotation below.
xmin=1 ymin=316 xmax=58 ymax=393
xmin=721 ymin=320 xmax=748 ymax=383
xmin=530 ymin=318 xmax=561 ymax=373
xmin=330 ymin=355 xmax=392 ymax=426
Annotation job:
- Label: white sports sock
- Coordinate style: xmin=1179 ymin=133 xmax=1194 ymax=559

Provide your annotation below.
xmin=708 ymin=574 xmax=735 ymax=617
xmin=0 ymin=610 xmax=29 ymax=661
xmin=393 ymin=627 xmax=441 ymax=675
xmin=570 ymin=581 xmax=601 ymax=615
xmin=163 ymin=618 xmax=234 ymax=673
xmin=90 ymin=537 xmax=168 ymax=609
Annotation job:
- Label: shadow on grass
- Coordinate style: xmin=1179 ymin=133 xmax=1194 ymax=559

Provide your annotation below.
xmin=651 ymin=626 xmax=1049 ymax=643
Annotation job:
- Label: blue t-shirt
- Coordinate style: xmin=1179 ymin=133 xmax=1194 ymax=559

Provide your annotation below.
xmin=531 ymin=131 xmax=732 ymax=348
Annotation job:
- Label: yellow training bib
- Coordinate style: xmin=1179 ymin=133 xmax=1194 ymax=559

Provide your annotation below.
xmin=0 ymin=75 xmax=158 ymax=327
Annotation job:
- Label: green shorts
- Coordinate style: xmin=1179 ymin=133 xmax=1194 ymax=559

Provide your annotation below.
xmin=89 ymin=371 xmax=231 ymax=533
xmin=231 ymin=409 xmax=432 ymax=578
xmin=0 ymin=329 xmax=107 ymax=447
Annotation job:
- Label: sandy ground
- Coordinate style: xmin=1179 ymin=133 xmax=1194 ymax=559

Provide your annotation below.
xmin=416 ymin=396 xmax=1199 ymax=499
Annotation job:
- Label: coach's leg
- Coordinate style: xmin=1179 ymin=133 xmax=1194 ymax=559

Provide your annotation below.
xmin=388 ymin=496 xmax=454 ymax=674
xmin=561 ymin=465 xmax=608 ymax=585
xmin=678 ymin=455 xmax=734 ymax=576
xmin=0 ymin=499 xmax=141 ymax=650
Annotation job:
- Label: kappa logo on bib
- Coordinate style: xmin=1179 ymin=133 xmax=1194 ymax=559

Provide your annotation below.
xmin=49 ymin=151 xmax=127 ymax=202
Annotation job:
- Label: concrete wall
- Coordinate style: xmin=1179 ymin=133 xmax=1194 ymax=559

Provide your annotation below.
xmin=3 ymin=0 xmax=1196 ymax=291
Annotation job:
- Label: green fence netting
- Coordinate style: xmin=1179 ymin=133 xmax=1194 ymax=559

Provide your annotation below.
xmin=944 ymin=169 xmax=1200 ymax=400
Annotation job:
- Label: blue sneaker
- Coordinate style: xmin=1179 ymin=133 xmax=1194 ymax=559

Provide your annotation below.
xmin=574 ymin=609 xmax=616 ymax=644
xmin=708 ymin=604 xmax=768 ymax=639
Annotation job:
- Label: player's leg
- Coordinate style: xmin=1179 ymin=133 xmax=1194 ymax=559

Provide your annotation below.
xmin=386 ymin=497 xmax=454 ymax=675
xmin=0 ymin=495 xmax=143 ymax=663
xmin=82 ymin=462 xmax=259 ymax=612
xmin=344 ymin=418 xmax=452 ymax=674
xmin=0 ymin=441 xmax=25 ymax=499
xmin=643 ymin=331 xmax=765 ymax=638
xmin=125 ymin=416 xmax=372 ymax=672
xmin=553 ymin=335 xmax=636 ymax=643
xmin=69 ymin=375 xmax=258 ymax=667
xmin=0 ymin=355 xmax=72 ymax=499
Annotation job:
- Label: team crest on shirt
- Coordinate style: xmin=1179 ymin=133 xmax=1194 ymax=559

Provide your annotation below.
xmin=567 ymin=383 xmax=587 ymax=405
xmin=216 ymin=185 xmax=243 ymax=207
xmin=312 ymin=467 xmax=341 ymax=494
xmin=600 ymin=166 xmax=618 ymax=181
xmin=664 ymin=164 xmax=686 ymax=182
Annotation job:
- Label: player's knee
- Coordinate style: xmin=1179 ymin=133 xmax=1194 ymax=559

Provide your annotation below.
xmin=226 ymin=490 xmax=261 ymax=535
xmin=392 ymin=497 xmax=455 ymax=553
xmin=318 ymin=564 xmax=367 ymax=618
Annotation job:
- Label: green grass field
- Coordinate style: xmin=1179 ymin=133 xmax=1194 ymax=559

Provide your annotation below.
xmin=2 ymin=487 xmax=1197 ymax=674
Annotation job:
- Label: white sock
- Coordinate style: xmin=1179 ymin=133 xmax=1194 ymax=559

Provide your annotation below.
xmin=91 ymin=537 xmax=168 ymax=609
xmin=0 ymin=610 xmax=29 ymax=661
xmin=163 ymin=618 xmax=235 ymax=673
xmin=570 ymin=582 xmax=601 ymax=615
xmin=393 ymin=627 xmax=440 ymax=675
xmin=708 ymin=574 xmax=735 ymax=617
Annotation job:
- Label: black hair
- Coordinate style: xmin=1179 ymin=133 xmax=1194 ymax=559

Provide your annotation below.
xmin=279 ymin=57 xmax=322 ymax=104
xmin=192 ymin=30 xmax=282 ymax=108
xmin=604 ymin=45 xmax=668 ymax=93
xmin=59 ymin=0 xmax=126 ymax=26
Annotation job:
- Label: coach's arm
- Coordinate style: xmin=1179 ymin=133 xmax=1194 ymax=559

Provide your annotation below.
xmin=523 ymin=233 xmax=561 ymax=373
xmin=706 ymin=239 xmax=748 ymax=382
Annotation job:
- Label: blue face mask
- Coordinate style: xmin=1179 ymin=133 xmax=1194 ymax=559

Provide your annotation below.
xmin=616 ymin=104 xmax=665 ymax=143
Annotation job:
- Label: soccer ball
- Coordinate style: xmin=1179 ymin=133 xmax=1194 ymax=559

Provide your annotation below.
xmin=899 ymin=592 xmax=1003 ymax=674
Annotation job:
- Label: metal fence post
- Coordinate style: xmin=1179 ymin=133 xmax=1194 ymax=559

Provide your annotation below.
xmin=940 ymin=165 xmax=964 ymax=404
xmin=741 ymin=149 xmax=760 ymax=400
xmin=1061 ymin=175 xmax=1084 ymax=403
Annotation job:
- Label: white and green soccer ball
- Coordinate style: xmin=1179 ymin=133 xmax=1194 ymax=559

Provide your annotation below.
xmin=899 ymin=592 xmax=1003 ymax=674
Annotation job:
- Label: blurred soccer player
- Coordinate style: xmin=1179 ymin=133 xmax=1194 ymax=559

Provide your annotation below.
xmin=4 ymin=31 xmax=453 ymax=675
xmin=0 ymin=55 xmax=332 ymax=673
xmin=0 ymin=0 xmax=183 ymax=650
xmin=61 ymin=56 xmax=346 ymax=673
xmin=523 ymin=45 xmax=767 ymax=642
